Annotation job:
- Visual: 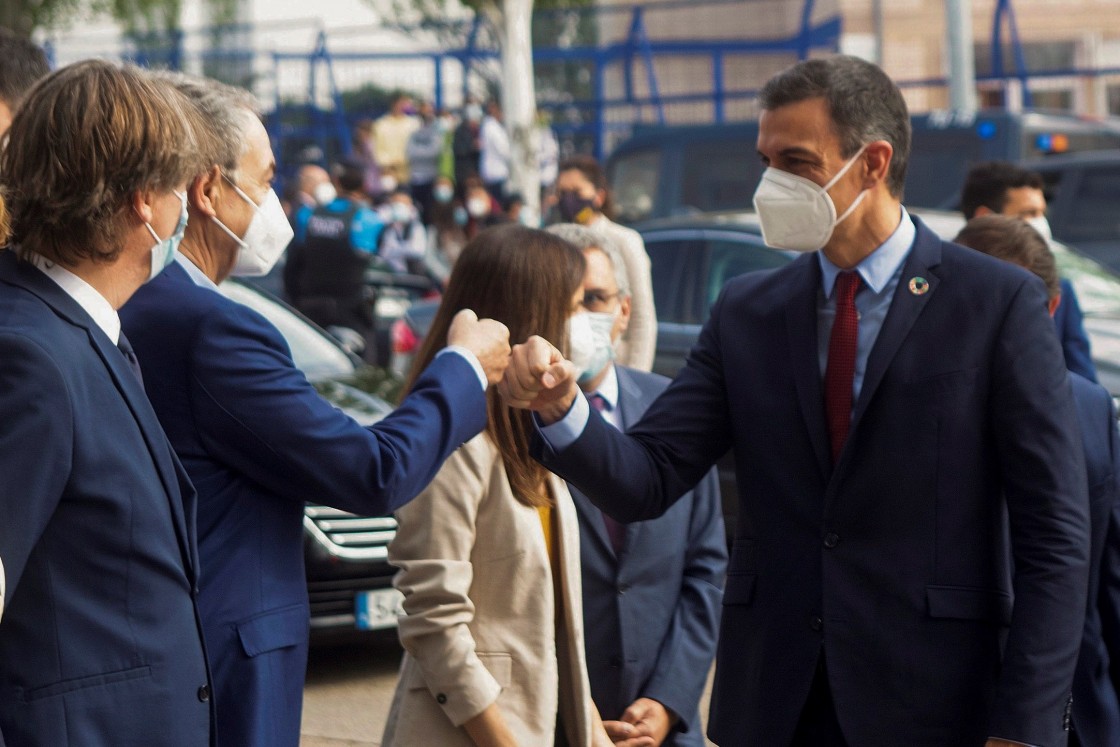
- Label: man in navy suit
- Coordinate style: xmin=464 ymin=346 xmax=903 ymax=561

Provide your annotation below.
xmin=502 ymin=56 xmax=1090 ymax=747
xmin=119 ymin=73 xmax=510 ymax=747
xmin=960 ymin=160 xmax=1097 ymax=382
xmin=0 ymin=61 xmax=214 ymax=746
xmin=954 ymin=215 xmax=1120 ymax=747
xmin=549 ymin=224 xmax=726 ymax=746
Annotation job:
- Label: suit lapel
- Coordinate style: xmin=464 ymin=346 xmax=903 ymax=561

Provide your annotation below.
xmin=784 ymin=256 xmax=832 ymax=482
xmin=838 ymin=222 xmax=942 ymax=473
xmin=0 ymin=254 xmax=196 ymax=581
xmin=614 ymin=368 xmax=647 ymax=553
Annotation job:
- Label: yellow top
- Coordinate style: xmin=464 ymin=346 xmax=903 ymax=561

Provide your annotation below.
xmin=537 ymin=505 xmax=556 ymax=567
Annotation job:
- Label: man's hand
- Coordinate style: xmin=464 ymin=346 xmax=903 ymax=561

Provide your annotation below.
xmin=447 ymin=309 xmax=510 ymax=386
xmin=497 ymin=336 xmax=578 ymax=424
xmin=603 ymin=698 xmax=674 ymax=746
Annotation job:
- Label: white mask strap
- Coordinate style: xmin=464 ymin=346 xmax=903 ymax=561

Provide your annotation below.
xmin=821 ymin=143 xmax=869 ymax=193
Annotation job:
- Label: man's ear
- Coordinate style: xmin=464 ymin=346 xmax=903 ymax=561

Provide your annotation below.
xmin=1049 ymin=294 xmax=1062 ymax=318
xmin=131 ymin=190 xmax=155 ymax=225
xmin=862 ymin=140 xmax=893 ymax=190
xmin=190 ymin=166 xmax=222 ymax=219
xmin=973 ymin=205 xmax=995 ymax=217
xmin=615 ymin=295 xmax=632 ymax=338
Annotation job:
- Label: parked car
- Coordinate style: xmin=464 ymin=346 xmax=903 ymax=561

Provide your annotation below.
xmin=216 ymin=280 xmax=406 ymax=636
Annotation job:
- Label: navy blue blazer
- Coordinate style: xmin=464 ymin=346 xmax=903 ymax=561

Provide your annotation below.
xmin=0 ymin=252 xmax=212 ymax=746
xmin=537 ymin=218 xmax=1091 ymax=747
xmin=571 ymin=366 xmax=725 ymax=747
xmin=119 ymin=262 xmax=487 ymax=747
xmin=1056 ymin=278 xmax=1097 ymax=382
xmin=1068 ymin=372 xmax=1120 ymax=746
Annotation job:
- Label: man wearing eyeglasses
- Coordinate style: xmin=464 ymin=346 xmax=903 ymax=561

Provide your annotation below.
xmin=548 ymin=224 xmax=726 ymax=747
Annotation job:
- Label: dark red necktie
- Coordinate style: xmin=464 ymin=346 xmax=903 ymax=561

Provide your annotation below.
xmin=589 ymin=393 xmax=626 ymax=554
xmin=824 ymin=271 xmax=861 ymax=464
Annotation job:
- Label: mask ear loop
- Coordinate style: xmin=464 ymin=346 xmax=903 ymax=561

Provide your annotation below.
xmin=823 ymin=144 xmax=870 ymax=228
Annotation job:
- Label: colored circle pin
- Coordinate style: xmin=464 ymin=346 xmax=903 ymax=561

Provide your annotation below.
xmin=909 ymin=276 xmax=929 ymax=295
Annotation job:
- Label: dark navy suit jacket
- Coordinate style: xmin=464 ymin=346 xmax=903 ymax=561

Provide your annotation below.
xmin=571 ymin=366 xmax=725 ymax=747
xmin=537 ymin=218 xmax=1091 ymax=747
xmin=1057 ymin=278 xmax=1097 ymax=382
xmin=0 ymin=252 xmax=212 ymax=746
xmin=120 ymin=261 xmax=487 ymax=747
xmin=1069 ymin=372 xmax=1120 ymax=746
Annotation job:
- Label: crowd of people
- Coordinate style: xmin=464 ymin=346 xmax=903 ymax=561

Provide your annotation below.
xmin=2 ymin=22 xmax=1120 ymax=747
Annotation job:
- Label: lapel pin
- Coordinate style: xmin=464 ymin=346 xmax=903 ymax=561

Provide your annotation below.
xmin=908 ymin=276 xmax=930 ymax=296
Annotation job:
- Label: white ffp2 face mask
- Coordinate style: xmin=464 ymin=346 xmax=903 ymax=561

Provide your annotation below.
xmin=567 ymin=310 xmax=616 ymax=382
xmin=144 ymin=190 xmax=188 ymax=282
xmin=1026 ymin=215 xmax=1053 ymax=243
xmin=214 ymin=175 xmax=295 ymax=277
xmin=752 ymin=144 xmax=869 ymax=253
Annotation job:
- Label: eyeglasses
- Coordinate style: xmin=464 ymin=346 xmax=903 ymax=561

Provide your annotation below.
xmin=582 ymin=290 xmax=620 ymax=310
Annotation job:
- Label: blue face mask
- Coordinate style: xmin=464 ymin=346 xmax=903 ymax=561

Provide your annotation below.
xmin=144 ymin=190 xmax=188 ymax=282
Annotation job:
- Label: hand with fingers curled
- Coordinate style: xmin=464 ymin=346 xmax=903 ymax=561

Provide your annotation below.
xmin=603 ymin=698 xmax=674 ymax=747
xmin=497 ymin=335 xmax=579 ymax=422
xmin=447 ymin=308 xmax=511 ymax=386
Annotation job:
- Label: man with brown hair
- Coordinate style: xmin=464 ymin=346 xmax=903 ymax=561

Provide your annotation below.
xmin=0 ymin=60 xmax=214 ymax=746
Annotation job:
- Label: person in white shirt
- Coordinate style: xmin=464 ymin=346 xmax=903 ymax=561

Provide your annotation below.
xmin=379 ymin=189 xmax=429 ymax=274
xmin=479 ymin=100 xmax=511 ymax=197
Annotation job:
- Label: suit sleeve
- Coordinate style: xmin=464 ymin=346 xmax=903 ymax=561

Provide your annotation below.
xmin=535 ymin=287 xmax=735 ymax=523
xmin=188 ymin=303 xmax=486 ymax=515
xmin=1096 ymin=399 xmax=1120 ymax=702
xmin=987 ymin=278 xmax=1092 ymax=744
xmin=1058 ymin=279 xmax=1098 ymax=383
xmin=389 ymin=439 xmax=502 ymax=726
xmin=640 ymin=468 xmax=726 ymax=736
xmin=0 ymin=334 xmax=74 ymax=625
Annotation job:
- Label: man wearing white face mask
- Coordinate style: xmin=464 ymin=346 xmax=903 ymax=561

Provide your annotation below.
xmin=120 ymin=72 xmax=514 ymax=747
xmin=960 ymin=160 xmax=1097 ymax=382
xmin=548 ymin=223 xmax=726 ymax=747
xmin=503 ymin=55 xmax=1088 ymax=747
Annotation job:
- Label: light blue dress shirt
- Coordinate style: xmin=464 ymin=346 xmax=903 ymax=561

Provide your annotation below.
xmin=542 ymin=209 xmax=917 ymax=449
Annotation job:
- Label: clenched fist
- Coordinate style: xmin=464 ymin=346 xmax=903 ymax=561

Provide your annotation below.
xmin=448 ymin=309 xmax=511 ymax=386
xmin=497 ymin=335 xmax=579 ymax=423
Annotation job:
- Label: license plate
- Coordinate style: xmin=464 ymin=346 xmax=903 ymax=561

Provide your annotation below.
xmin=355 ymin=588 xmax=405 ymax=630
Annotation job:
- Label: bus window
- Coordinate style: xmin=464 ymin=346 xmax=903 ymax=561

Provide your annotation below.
xmin=679 ymin=141 xmax=762 ymax=215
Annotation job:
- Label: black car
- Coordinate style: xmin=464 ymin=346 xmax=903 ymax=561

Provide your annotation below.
xmin=216 ymin=280 xmax=406 ymax=635
xmin=1026 ymin=151 xmax=1120 ymax=273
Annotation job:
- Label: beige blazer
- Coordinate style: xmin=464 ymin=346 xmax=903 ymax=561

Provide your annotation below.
xmin=590 ymin=214 xmax=657 ymax=372
xmin=382 ymin=433 xmax=598 ymax=746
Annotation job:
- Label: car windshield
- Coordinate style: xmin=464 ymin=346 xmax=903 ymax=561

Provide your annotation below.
xmin=218 ymin=281 xmax=356 ymax=380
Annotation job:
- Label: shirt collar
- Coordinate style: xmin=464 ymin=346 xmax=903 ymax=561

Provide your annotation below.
xmin=28 ymin=253 xmax=121 ymax=344
xmin=175 ymin=251 xmax=220 ymax=291
xmin=590 ymin=363 xmax=620 ymax=411
xmin=819 ymin=207 xmax=915 ymax=298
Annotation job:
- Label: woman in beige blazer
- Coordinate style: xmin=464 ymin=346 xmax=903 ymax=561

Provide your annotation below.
xmin=382 ymin=225 xmax=620 ymax=747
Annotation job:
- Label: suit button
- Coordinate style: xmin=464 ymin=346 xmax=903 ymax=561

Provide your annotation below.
xmin=609 ymin=656 xmax=623 ymax=668
xmin=436 ymin=693 xmax=447 ymax=704
xmin=617 ymin=584 xmax=629 ymax=595
xmin=810 ymin=616 xmax=823 ymax=631
xmin=823 ymin=532 xmax=840 ymax=548
xmin=197 ymin=685 xmax=210 ymax=702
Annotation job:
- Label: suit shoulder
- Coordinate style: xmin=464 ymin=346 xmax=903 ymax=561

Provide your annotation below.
xmin=1069 ymin=371 xmax=1112 ymax=414
xmin=616 ymin=365 xmax=670 ymax=396
xmin=938 ymin=239 xmax=1038 ymax=290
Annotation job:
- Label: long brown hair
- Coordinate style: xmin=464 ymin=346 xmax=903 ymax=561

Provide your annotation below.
xmin=405 ymin=223 xmax=586 ymax=507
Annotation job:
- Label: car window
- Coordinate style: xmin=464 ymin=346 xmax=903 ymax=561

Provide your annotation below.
xmin=610 ymin=148 xmax=661 ymax=224
xmin=679 ymin=141 xmax=761 ymax=215
xmin=219 ymin=280 xmax=355 ymax=380
xmin=705 ymin=238 xmax=792 ymax=310
xmin=1063 ymin=167 xmax=1120 ymax=243
xmin=645 ymin=237 xmax=704 ymax=325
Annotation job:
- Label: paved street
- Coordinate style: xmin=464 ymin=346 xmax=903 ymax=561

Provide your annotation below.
xmin=301 ymin=634 xmax=716 ymax=746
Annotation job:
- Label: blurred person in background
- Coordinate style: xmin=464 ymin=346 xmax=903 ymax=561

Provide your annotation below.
xmin=378 ymin=188 xmax=428 ymax=275
xmin=0 ymin=28 xmax=49 ymax=137
xmin=0 ymin=60 xmax=213 ymax=746
xmin=547 ymin=223 xmax=726 ymax=747
xmin=960 ymin=160 xmax=1097 ymax=382
xmin=374 ymin=92 xmax=420 ymax=191
xmin=407 ymin=100 xmax=444 ymax=224
xmin=120 ymin=72 xmax=512 ymax=747
xmin=285 ymin=157 xmax=386 ymax=360
xmin=955 ymin=214 xmax=1120 ymax=747
xmin=479 ymin=99 xmax=511 ymax=197
xmin=555 ymin=155 xmax=657 ymax=371
xmin=453 ymin=97 xmax=484 ymax=190
xmin=351 ymin=118 xmax=382 ymax=198
xmin=284 ymin=163 xmax=335 ymax=223
xmin=382 ymin=224 xmax=619 ymax=747
xmin=429 ymin=175 xmax=468 ymax=268
xmin=462 ymin=176 xmax=505 ymax=240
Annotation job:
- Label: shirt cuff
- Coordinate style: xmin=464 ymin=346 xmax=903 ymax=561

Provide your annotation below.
xmin=437 ymin=346 xmax=488 ymax=391
xmin=536 ymin=391 xmax=590 ymax=450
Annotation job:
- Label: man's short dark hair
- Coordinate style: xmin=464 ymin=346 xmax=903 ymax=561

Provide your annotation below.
xmin=758 ymin=55 xmax=911 ymax=197
xmin=0 ymin=28 xmax=50 ymax=109
xmin=959 ymin=161 xmax=1045 ymax=219
xmin=331 ymin=158 xmax=366 ymax=194
xmin=954 ymin=214 xmax=1060 ymax=299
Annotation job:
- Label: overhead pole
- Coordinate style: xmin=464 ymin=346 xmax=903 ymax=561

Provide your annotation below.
xmin=945 ymin=0 xmax=978 ymax=111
